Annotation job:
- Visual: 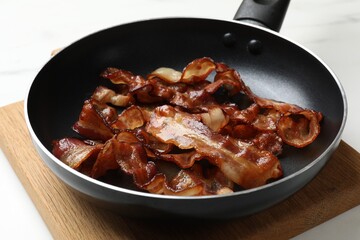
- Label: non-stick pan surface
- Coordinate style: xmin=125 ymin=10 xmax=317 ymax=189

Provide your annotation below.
xmin=25 ymin=11 xmax=346 ymax=218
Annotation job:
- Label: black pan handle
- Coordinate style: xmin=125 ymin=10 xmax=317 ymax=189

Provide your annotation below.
xmin=233 ymin=0 xmax=290 ymax=32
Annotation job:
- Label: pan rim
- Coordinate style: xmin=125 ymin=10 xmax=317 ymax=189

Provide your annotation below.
xmin=24 ymin=16 xmax=348 ymax=201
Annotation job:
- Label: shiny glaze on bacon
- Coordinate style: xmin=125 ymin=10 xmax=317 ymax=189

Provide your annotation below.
xmin=146 ymin=105 xmax=282 ymax=189
xmin=52 ymin=57 xmax=323 ymax=196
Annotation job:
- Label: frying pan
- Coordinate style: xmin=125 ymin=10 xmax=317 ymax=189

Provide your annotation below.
xmin=25 ymin=0 xmax=347 ymax=219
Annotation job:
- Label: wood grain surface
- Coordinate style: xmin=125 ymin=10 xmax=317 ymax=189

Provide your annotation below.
xmin=1 ymin=101 xmax=360 ymax=240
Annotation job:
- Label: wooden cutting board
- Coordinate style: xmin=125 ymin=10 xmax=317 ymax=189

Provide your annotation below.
xmin=1 ymin=101 xmax=360 ymax=240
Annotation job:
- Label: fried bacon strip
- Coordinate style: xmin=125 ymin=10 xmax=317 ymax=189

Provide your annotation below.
xmin=53 ymin=57 xmax=323 ymax=196
xmin=180 ymin=57 xmax=216 ymax=83
xmin=164 ymin=164 xmax=234 ymax=195
xmin=91 ymin=85 xmax=134 ymax=107
xmin=90 ymin=132 xmax=138 ymax=178
xmin=277 ymin=110 xmax=322 ymax=148
xmin=146 ymin=105 xmax=282 ymax=189
xmin=111 ymin=105 xmax=145 ymax=131
xmin=72 ymin=99 xmax=117 ymax=141
xmin=148 ymin=67 xmax=182 ymax=84
xmin=101 ymin=68 xmax=149 ymax=92
xmin=52 ymin=138 xmax=102 ymax=175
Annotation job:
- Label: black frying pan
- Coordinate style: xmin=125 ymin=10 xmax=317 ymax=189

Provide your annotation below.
xmin=25 ymin=0 xmax=347 ymax=219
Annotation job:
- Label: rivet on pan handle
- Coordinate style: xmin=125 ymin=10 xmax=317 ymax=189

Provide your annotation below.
xmin=233 ymin=0 xmax=291 ymax=32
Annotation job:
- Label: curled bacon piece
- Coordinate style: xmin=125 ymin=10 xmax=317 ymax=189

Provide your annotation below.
xmin=163 ymin=164 xmax=234 ymax=196
xmin=164 ymin=169 xmax=204 ymax=196
xmin=72 ymin=99 xmax=117 ymax=141
xmin=132 ymin=127 xmax=173 ymax=154
xmin=111 ymin=105 xmax=145 ymax=131
xmin=170 ymin=86 xmax=216 ymax=111
xmin=277 ymin=110 xmax=322 ymax=148
xmin=222 ymin=103 xmax=260 ymax=124
xmin=90 ymin=132 xmax=138 ymax=178
xmin=252 ymin=108 xmax=281 ymax=132
xmin=180 ymin=57 xmax=216 ymax=83
xmin=52 ymin=138 xmax=102 ymax=175
xmin=101 ymin=68 xmax=148 ymax=92
xmin=91 ymin=131 xmax=160 ymax=190
xmin=92 ymin=85 xmax=134 ymax=107
xmin=148 ymin=67 xmax=182 ymax=83
xmin=253 ymin=97 xmax=303 ymax=114
xmin=53 ymin=57 xmax=323 ymax=196
xmin=102 ymin=68 xmax=163 ymax=104
xmin=210 ymin=68 xmax=242 ymax=96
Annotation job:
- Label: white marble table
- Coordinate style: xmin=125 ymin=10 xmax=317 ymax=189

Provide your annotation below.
xmin=1 ymin=0 xmax=360 ymax=239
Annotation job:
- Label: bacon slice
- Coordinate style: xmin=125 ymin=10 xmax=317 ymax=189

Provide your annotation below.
xmin=222 ymin=103 xmax=260 ymax=124
xmin=91 ymin=85 xmax=134 ymax=107
xmin=146 ymin=105 xmax=282 ymax=189
xmin=132 ymin=127 xmax=173 ymax=154
xmin=91 ymin=137 xmax=120 ymax=179
xmin=211 ymin=68 xmax=242 ymax=96
xmin=111 ymin=105 xmax=145 ymax=131
xmin=101 ymin=68 xmax=163 ymax=104
xmin=72 ymin=99 xmax=117 ymax=141
xmin=253 ymin=97 xmax=303 ymax=114
xmin=101 ymin=68 xmax=149 ymax=92
xmin=163 ymin=163 xmax=234 ymax=196
xmin=52 ymin=138 xmax=102 ymax=175
xmin=252 ymin=108 xmax=281 ymax=131
xmin=91 ymin=131 xmax=159 ymax=187
xmin=117 ymin=142 xmax=158 ymax=187
xmin=180 ymin=57 xmax=216 ymax=83
xmin=148 ymin=67 xmax=182 ymax=83
xmin=164 ymin=169 xmax=204 ymax=196
xmin=277 ymin=110 xmax=322 ymax=148
xmin=169 ymin=83 xmax=216 ymax=111
xmin=90 ymin=131 xmax=140 ymax=178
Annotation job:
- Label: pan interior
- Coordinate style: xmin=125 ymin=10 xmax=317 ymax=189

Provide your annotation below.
xmin=27 ymin=18 xmax=345 ymax=186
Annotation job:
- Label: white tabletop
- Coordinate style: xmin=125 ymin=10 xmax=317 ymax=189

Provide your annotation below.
xmin=1 ymin=0 xmax=360 ymax=239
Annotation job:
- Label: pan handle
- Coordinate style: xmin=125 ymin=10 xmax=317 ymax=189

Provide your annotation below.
xmin=233 ymin=0 xmax=290 ymax=32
